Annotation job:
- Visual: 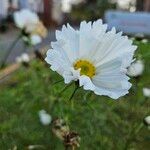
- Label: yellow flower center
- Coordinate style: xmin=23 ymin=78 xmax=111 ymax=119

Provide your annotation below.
xmin=74 ymin=60 xmax=96 ymax=78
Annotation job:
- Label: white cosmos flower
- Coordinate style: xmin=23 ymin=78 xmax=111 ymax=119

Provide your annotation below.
xmin=39 ymin=110 xmax=52 ymax=125
xmin=45 ymin=20 xmax=137 ymax=99
xmin=14 ymin=9 xmax=39 ymax=31
xmin=16 ymin=57 xmax=22 ymax=63
xmin=143 ymin=88 xmax=150 ymax=98
xmin=127 ymin=60 xmax=144 ymax=77
xmin=21 ymin=53 xmax=30 ymax=62
xmin=141 ymin=39 xmax=148 ymax=44
xmin=144 ymin=116 xmax=150 ymax=126
xmin=16 ymin=53 xmax=30 ymax=63
xmin=30 ymin=34 xmax=42 ymax=45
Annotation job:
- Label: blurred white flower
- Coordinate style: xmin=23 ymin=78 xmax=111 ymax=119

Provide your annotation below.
xmin=14 ymin=9 xmax=39 ymax=31
xmin=143 ymin=88 xmax=150 ymax=98
xmin=27 ymin=145 xmax=45 ymax=150
xmin=14 ymin=9 xmax=47 ymax=46
xmin=127 ymin=60 xmax=144 ymax=77
xmin=141 ymin=39 xmax=148 ymax=44
xmin=30 ymin=34 xmax=42 ymax=45
xmin=16 ymin=56 xmax=22 ymax=63
xmin=130 ymin=37 xmax=135 ymax=41
xmin=135 ymin=33 xmax=144 ymax=38
xmin=39 ymin=110 xmax=52 ymax=125
xmin=16 ymin=53 xmax=30 ymax=63
xmin=22 ymin=36 xmax=30 ymax=43
xmin=45 ymin=19 xmax=137 ymax=99
xmin=117 ymin=0 xmax=136 ymax=10
xmin=144 ymin=116 xmax=150 ymax=126
xmin=22 ymin=53 xmax=30 ymax=62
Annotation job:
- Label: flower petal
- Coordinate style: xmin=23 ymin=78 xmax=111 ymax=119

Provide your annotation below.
xmin=55 ymin=24 xmax=79 ymax=62
xmin=63 ymin=68 xmax=80 ymax=84
xmin=92 ymin=58 xmax=131 ymax=99
xmin=45 ymin=50 xmax=70 ymax=75
xmin=79 ymin=75 xmax=95 ymax=91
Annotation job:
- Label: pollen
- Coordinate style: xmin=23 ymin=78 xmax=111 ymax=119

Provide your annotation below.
xmin=74 ymin=60 xmax=96 ymax=78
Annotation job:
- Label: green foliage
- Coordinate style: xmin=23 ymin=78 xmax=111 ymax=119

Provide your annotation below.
xmin=70 ymin=0 xmax=117 ymax=21
xmin=0 ymin=41 xmax=150 ymax=150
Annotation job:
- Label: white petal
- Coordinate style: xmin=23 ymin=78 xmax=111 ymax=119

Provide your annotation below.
xmin=96 ymin=58 xmax=123 ymax=74
xmin=79 ymin=20 xmax=107 ymax=58
xmin=93 ymin=75 xmax=130 ymax=89
xmin=63 ymin=68 xmax=80 ymax=84
xmin=45 ymin=49 xmax=71 ymax=75
xmin=93 ymin=31 xmax=136 ymax=66
xmin=51 ymin=42 xmax=71 ymax=65
xmin=92 ymin=58 xmax=131 ymax=99
xmin=94 ymin=86 xmax=130 ymax=99
xmin=55 ymin=24 xmax=79 ymax=63
xmin=79 ymin=75 xmax=95 ymax=91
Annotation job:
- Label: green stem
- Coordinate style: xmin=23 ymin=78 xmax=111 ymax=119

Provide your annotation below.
xmin=83 ymin=92 xmax=95 ymax=111
xmin=1 ymin=34 xmax=21 ymax=68
xmin=58 ymin=82 xmax=73 ymax=96
xmin=68 ymin=82 xmax=79 ymax=101
xmin=23 ymin=43 xmax=28 ymax=53
xmin=34 ymin=49 xmax=45 ymax=62
xmin=52 ymin=79 xmax=64 ymax=86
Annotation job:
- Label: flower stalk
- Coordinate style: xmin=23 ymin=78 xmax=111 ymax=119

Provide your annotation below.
xmin=34 ymin=49 xmax=45 ymax=61
xmin=59 ymin=82 xmax=73 ymax=96
xmin=68 ymin=82 xmax=79 ymax=101
xmin=1 ymin=33 xmax=22 ymax=68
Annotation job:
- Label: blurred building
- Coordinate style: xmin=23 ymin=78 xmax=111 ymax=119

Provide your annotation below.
xmin=1 ymin=0 xmax=150 ymax=26
xmin=144 ymin=0 xmax=150 ymax=12
xmin=19 ymin=0 xmax=44 ymax=12
xmin=52 ymin=0 xmax=83 ymax=24
xmin=0 ymin=0 xmax=9 ymax=20
xmin=140 ymin=0 xmax=150 ymax=12
xmin=0 ymin=0 xmax=43 ymax=19
xmin=0 ymin=0 xmax=52 ymax=26
xmin=0 ymin=0 xmax=82 ymax=23
xmin=52 ymin=0 xmax=63 ymax=24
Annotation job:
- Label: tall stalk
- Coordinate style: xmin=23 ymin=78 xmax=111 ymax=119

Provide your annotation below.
xmin=69 ymin=82 xmax=79 ymax=101
xmin=1 ymin=34 xmax=21 ymax=68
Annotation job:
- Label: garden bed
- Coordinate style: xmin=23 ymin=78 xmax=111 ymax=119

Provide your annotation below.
xmin=0 ymin=40 xmax=150 ymax=150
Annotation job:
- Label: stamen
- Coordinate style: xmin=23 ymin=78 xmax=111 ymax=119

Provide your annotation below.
xmin=74 ymin=60 xmax=96 ymax=78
